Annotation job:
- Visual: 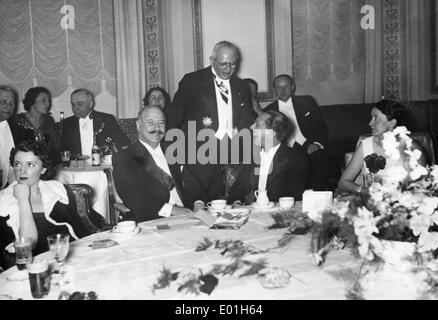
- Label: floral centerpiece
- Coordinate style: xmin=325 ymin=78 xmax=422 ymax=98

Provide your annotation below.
xmin=312 ymin=127 xmax=438 ymax=299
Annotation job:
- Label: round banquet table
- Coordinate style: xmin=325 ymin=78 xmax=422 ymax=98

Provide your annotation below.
xmin=0 ymin=202 xmax=362 ymax=300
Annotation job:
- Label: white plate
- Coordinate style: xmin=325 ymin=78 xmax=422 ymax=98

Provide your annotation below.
xmin=222 ymin=208 xmax=251 ymax=217
xmin=111 ymin=226 xmax=141 ymax=238
xmin=6 ymin=270 xmax=28 ymax=282
xmin=251 ymin=201 xmax=275 ymax=210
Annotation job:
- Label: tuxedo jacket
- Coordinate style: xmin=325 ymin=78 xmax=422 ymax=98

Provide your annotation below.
xmin=112 ymin=141 xmax=186 ymax=222
xmin=228 ymin=143 xmax=309 ymax=203
xmin=264 ymin=96 xmax=328 ymax=151
xmin=60 ymin=110 xmax=130 ymax=156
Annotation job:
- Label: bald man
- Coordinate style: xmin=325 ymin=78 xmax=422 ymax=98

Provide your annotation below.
xmin=167 ymin=41 xmax=256 ymax=207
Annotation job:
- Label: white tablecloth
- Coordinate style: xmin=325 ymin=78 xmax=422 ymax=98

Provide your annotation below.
xmin=0 ymin=202 xmax=362 ymax=300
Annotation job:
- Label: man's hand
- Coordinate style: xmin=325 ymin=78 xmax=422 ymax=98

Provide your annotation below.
xmin=306 ymin=143 xmax=322 ymax=155
xmin=171 ymin=206 xmax=193 ymax=217
xmin=13 ymin=183 xmax=31 ymax=202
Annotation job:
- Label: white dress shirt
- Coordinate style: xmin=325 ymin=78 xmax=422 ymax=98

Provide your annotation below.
xmin=212 ymin=68 xmax=233 ymax=140
xmin=257 ymin=143 xmax=281 ymax=191
xmin=79 ymin=113 xmax=94 ymax=160
xmin=0 ymin=120 xmax=15 ymax=188
xmin=278 ymin=98 xmax=307 ymax=148
xmin=140 ymin=140 xmax=184 ymax=217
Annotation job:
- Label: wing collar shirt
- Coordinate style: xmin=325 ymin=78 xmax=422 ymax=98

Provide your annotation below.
xmin=140 ymin=140 xmax=184 ymax=217
xmin=257 ymin=143 xmax=281 ymax=191
xmin=211 ymin=67 xmax=233 ymax=140
xmin=79 ymin=112 xmax=94 ymax=159
xmin=278 ymin=98 xmax=307 ymax=148
xmin=0 ymin=120 xmax=15 ymax=189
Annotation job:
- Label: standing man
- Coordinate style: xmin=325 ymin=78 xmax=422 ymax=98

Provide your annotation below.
xmin=112 ymin=105 xmax=192 ymax=222
xmin=61 ymin=88 xmax=130 ymax=159
xmin=264 ymin=74 xmax=329 ymax=190
xmin=167 ymin=41 xmax=256 ymax=207
xmin=0 ymin=85 xmax=20 ymax=189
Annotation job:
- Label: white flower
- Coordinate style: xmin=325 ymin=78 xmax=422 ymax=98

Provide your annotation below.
xmin=418 ymin=197 xmax=438 ymax=216
xmin=382 ymin=131 xmax=400 ymax=161
xmin=384 ymin=165 xmax=408 ymax=184
xmin=431 ymin=165 xmax=438 ymax=184
xmin=410 ymin=165 xmax=428 ymax=181
xmin=202 ymin=117 xmax=213 ymax=127
xmin=418 ymin=232 xmax=438 ymax=253
xmin=329 ymin=199 xmax=350 ymax=220
xmin=409 ymin=212 xmax=432 ymax=236
xmin=393 ymin=126 xmax=411 ymax=137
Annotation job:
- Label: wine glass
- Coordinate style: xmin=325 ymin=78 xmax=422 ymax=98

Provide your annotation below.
xmin=47 ymin=233 xmax=70 ymax=285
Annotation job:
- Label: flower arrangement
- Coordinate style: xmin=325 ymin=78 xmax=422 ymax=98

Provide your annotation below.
xmin=100 ymin=136 xmax=118 ymax=156
xmin=311 ymin=126 xmax=438 ymax=299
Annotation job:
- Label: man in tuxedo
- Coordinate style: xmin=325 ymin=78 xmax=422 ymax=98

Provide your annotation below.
xmin=228 ymin=110 xmax=309 ymax=204
xmin=112 ymin=105 xmax=192 ymax=222
xmin=0 ymin=85 xmax=20 ymax=189
xmin=61 ymin=88 xmax=130 ymax=159
xmin=264 ymin=74 xmax=329 ymax=190
xmin=167 ymin=40 xmax=256 ymax=208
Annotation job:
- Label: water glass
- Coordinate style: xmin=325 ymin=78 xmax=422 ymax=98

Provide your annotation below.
xmin=28 ymin=260 xmax=51 ymax=298
xmin=14 ymin=237 xmax=33 ymax=270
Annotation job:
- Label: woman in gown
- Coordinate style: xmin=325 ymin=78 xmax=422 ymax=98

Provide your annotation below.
xmin=338 ymin=100 xmax=427 ymax=194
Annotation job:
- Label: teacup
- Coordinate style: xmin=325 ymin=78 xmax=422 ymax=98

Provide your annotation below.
xmin=254 ymin=190 xmax=269 ymax=206
xmin=113 ymin=220 xmax=136 ymax=233
xmin=207 ymin=199 xmax=227 ymax=211
xmin=279 ymin=197 xmax=295 ymax=209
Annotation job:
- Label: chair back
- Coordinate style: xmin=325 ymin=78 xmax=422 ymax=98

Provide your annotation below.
xmin=65 ymin=184 xmax=103 ymax=234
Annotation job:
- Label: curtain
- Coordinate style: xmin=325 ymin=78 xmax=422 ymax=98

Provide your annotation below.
xmin=0 ymin=0 xmax=117 ymax=104
xmin=291 ymin=0 xmax=369 ymax=105
xmin=114 ymin=0 xmax=146 ymax=119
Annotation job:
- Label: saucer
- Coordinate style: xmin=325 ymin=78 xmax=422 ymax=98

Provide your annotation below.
xmin=251 ymin=201 xmax=275 ymax=210
xmin=111 ymin=226 xmax=141 ymax=238
xmin=208 ymin=207 xmax=227 ymax=214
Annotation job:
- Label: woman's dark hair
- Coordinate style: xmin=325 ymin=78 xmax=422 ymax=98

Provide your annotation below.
xmin=9 ymin=140 xmax=53 ymax=180
xmin=22 ymin=87 xmax=52 ymax=112
xmin=143 ymin=87 xmax=171 ymax=108
xmin=264 ymin=110 xmax=295 ymax=144
xmin=374 ymin=99 xmax=410 ymax=128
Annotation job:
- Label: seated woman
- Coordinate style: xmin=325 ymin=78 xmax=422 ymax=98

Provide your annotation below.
xmin=338 ymin=100 xmax=427 ymax=194
xmin=10 ymin=87 xmax=60 ymax=166
xmin=142 ymin=86 xmax=171 ymax=110
xmin=0 ymin=140 xmax=94 ymax=269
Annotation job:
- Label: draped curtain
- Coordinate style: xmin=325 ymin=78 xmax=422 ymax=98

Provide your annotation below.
xmin=291 ymin=0 xmax=380 ymax=105
xmin=114 ymin=0 xmax=146 ymax=119
xmin=0 ymin=0 xmax=116 ymax=115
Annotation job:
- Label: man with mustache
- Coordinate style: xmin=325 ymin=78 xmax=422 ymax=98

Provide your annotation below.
xmin=112 ymin=105 xmax=192 ymax=222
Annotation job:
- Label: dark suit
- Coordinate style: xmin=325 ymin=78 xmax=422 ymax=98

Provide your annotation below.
xmin=228 ymin=143 xmax=309 ymax=203
xmin=265 ymin=96 xmax=329 ymax=190
xmin=112 ymin=141 xmax=185 ymax=222
xmin=167 ymin=66 xmax=256 ymax=207
xmin=60 ymin=110 xmax=130 ymax=156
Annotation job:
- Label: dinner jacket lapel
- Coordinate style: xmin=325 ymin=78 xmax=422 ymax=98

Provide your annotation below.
xmin=266 ymin=144 xmax=289 ymax=188
xmin=132 ymin=141 xmax=167 ymax=189
xmin=230 ymin=76 xmax=242 ymax=127
xmin=71 ymin=118 xmax=81 ymax=155
xmin=199 ymin=67 xmax=219 ymax=129
xmin=292 ymin=96 xmax=306 ymax=129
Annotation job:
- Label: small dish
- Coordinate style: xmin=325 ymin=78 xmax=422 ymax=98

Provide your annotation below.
xmin=251 ymin=201 xmax=275 ymax=210
xmin=221 ymin=208 xmax=251 ymax=218
xmin=6 ymin=270 xmax=28 ymax=282
xmin=111 ymin=226 xmax=141 ymax=238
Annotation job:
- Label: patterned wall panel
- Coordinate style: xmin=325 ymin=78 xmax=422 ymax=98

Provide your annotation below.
xmin=143 ymin=0 xmax=165 ymax=89
xmin=383 ymin=0 xmax=402 ymax=100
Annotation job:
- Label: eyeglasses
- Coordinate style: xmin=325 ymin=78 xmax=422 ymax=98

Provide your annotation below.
xmin=213 ymin=58 xmax=238 ymax=69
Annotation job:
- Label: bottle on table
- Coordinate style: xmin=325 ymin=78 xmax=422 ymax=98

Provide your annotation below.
xmin=91 ymin=144 xmax=101 ymax=166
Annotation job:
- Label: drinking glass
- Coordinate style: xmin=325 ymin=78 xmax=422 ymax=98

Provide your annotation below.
xmin=47 ymin=234 xmax=70 ymax=285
